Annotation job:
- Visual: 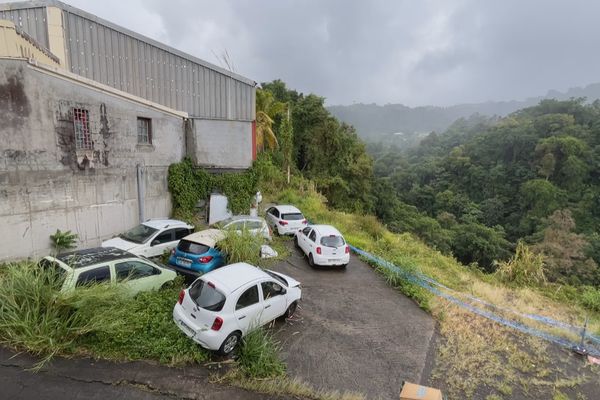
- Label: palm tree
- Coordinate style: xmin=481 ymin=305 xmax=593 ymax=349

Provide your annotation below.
xmin=256 ymin=89 xmax=286 ymax=152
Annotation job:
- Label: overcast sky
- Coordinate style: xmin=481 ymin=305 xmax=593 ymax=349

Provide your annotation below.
xmin=48 ymin=1 xmax=600 ymax=106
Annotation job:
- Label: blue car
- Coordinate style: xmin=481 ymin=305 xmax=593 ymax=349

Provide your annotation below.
xmin=168 ymin=229 xmax=226 ymax=277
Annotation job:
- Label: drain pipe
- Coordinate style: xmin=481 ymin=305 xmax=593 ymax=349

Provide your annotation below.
xmin=136 ymin=164 xmax=145 ymax=223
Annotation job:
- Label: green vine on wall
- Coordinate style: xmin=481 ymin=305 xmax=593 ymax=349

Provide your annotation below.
xmin=167 ymin=158 xmax=259 ymax=223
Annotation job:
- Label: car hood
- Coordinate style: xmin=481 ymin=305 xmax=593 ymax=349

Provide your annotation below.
xmin=268 ymin=270 xmax=301 ymax=288
xmin=101 ymin=237 xmax=139 ymax=252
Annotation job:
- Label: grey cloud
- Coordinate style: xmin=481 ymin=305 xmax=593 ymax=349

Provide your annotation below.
xmin=62 ymin=0 xmax=600 ymax=106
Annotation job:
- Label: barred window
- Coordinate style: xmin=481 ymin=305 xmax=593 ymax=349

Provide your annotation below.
xmin=73 ymin=108 xmax=92 ymax=150
xmin=137 ymin=117 xmax=152 ymax=144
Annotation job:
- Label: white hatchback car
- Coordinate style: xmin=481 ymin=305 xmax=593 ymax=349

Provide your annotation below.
xmin=295 ymin=225 xmax=350 ymax=268
xmin=173 ymin=262 xmax=301 ymax=355
xmin=265 ymin=205 xmax=307 ymax=235
xmin=102 ymin=219 xmax=194 ymax=258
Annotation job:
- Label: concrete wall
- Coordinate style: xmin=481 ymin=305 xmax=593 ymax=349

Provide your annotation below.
xmin=188 ymin=118 xmax=253 ymax=169
xmin=0 ymin=58 xmax=185 ymax=261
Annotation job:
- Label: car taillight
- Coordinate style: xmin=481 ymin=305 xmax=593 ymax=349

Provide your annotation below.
xmin=278 ymin=220 xmax=288 ymax=226
xmin=345 ymin=245 xmax=350 ymax=254
xmin=178 ymin=289 xmax=185 ymax=305
xmin=316 ymin=247 xmax=322 ymax=255
xmin=199 ymin=256 xmax=213 ymax=263
xmin=302 ymin=219 xmax=308 ymax=224
xmin=211 ymin=316 xmax=223 ymax=331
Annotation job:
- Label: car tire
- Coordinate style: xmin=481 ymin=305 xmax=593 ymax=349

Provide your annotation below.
xmin=284 ymin=301 xmax=298 ymax=319
xmin=160 ymin=280 xmax=175 ymax=290
xmin=294 ymin=236 xmax=299 ymax=248
xmin=341 ymin=264 xmax=348 ymax=269
xmin=308 ymin=253 xmax=315 ymax=268
xmin=217 ymin=331 xmax=241 ymax=356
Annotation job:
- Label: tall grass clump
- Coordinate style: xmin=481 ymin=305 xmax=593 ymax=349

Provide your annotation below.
xmin=496 ymin=241 xmax=547 ymax=286
xmin=237 ymin=327 xmax=285 ymax=378
xmin=219 ymin=229 xmax=263 ymax=266
xmin=0 ymin=261 xmax=124 ymax=359
xmin=79 ymin=279 xmax=209 ymax=365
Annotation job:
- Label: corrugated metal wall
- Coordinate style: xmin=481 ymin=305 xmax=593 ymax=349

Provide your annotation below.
xmin=61 ymin=10 xmax=254 ymax=121
xmin=0 ymin=7 xmax=48 ymax=48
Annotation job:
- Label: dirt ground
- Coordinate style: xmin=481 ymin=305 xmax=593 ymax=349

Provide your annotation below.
xmin=270 ymin=241 xmax=437 ymax=399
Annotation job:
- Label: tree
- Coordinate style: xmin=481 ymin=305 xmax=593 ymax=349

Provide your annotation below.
xmin=255 ymin=89 xmax=285 ymax=151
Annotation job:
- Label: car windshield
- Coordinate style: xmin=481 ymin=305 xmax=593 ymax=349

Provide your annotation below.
xmin=189 ymin=280 xmax=226 ymax=311
xmin=119 ymin=224 xmax=158 ymax=244
xmin=265 ymin=270 xmax=288 ymax=287
xmin=214 ymin=218 xmax=234 ymax=229
xmin=320 ymin=235 xmax=345 ymax=248
xmin=38 ymin=258 xmax=67 ymax=288
xmin=177 ymin=240 xmax=210 ymax=255
xmin=282 ymin=212 xmax=304 ymax=221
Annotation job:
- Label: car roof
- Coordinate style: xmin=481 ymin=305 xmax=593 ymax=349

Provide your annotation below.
xmin=51 ymin=247 xmax=133 ymax=269
xmin=229 ymin=215 xmax=265 ymax=222
xmin=310 ymin=224 xmax=343 ymax=236
xmin=274 ymin=205 xmax=302 ymax=214
xmin=183 ymin=229 xmax=226 ymax=247
xmin=202 ymin=262 xmax=269 ymax=294
xmin=142 ymin=218 xmax=192 ymax=229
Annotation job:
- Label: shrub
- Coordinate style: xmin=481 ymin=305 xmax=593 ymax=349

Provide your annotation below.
xmin=49 ymin=229 xmax=78 ymax=253
xmin=0 ymin=261 xmax=124 ymax=361
xmin=237 ymin=327 xmax=285 ymax=378
xmin=496 ymin=241 xmax=547 ymax=286
xmin=581 ymin=287 xmax=600 ymax=312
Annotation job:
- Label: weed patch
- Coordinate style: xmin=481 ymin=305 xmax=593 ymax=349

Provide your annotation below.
xmin=236 ymin=327 xmax=285 ymax=378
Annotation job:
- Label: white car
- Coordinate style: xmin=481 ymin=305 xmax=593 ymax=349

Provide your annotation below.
xmin=265 ymin=205 xmax=308 ymax=235
xmin=214 ymin=215 xmax=272 ymax=241
xmin=173 ymin=262 xmax=301 ymax=355
xmin=295 ymin=225 xmax=350 ymax=268
xmin=102 ymin=219 xmax=194 ymax=258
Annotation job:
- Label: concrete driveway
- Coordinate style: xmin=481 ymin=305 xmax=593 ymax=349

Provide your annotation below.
xmin=271 ymin=242 xmax=437 ymax=399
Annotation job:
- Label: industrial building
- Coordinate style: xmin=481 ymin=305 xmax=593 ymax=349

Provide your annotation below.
xmin=0 ymin=0 xmax=257 ymax=260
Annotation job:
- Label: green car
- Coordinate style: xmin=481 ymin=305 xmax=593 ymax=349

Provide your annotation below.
xmin=40 ymin=247 xmax=176 ymax=295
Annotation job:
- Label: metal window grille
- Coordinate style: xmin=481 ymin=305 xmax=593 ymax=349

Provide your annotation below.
xmin=137 ymin=117 xmax=151 ymax=144
xmin=73 ymin=108 xmax=92 ymax=150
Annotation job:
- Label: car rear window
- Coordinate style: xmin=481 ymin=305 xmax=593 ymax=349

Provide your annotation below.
xmin=320 ymin=235 xmax=345 ymax=247
xmin=189 ymin=280 xmax=226 ymax=311
xmin=282 ymin=213 xmax=304 ymax=221
xmin=177 ymin=240 xmax=210 ymax=255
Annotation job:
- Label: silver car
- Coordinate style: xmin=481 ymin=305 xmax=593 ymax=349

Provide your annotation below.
xmin=214 ymin=215 xmax=272 ymax=241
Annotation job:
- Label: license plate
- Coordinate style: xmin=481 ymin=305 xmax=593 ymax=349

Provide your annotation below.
xmin=328 ymin=259 xmax=339 ymax=262
xmin=178 ymin=319 xmax=194 ymax=336
xmin=177 ymin=257 xmax=192 ymax=267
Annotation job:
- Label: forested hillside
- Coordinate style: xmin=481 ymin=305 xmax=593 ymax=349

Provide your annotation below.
xmin=328 ymin=83 xmax=600 ymax=145
xmin=370 ymin=99 xmax=600 ymax=285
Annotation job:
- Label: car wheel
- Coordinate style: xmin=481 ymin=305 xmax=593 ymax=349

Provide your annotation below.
xmin=160 ymin=280 xmax=175 ymax=290
xmin=341 ymin=264 xmax=348 ymax=269
xmin=284 ymin=301 xmax=298 ymax=319
xmin=218 ymin=331 xmax=241 ymax=356
xmin=294 ymin=236 xmax=299 ymax=248
xmin=308 ymin=253 xmax=315 ymax=267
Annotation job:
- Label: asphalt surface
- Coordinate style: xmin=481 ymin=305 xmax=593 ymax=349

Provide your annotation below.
xmin=271 ymin=242 xmax=437 ymax=400
xmin=0 ymin=347 xmax=285 ymax=400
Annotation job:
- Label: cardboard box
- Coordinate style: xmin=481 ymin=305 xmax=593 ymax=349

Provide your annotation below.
xmin=399 ymin=382 xmax=443 ymax=400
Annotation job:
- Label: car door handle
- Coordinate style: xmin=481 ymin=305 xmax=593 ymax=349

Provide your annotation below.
xmin=238 ymin=315 xmax=246 ymax=320
xmin=264 ymin=304 xmax=271 ymax=309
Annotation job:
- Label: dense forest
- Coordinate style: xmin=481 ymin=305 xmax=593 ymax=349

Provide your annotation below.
xmin=369 ymin=99 xmax=600 ymax=285
xmin=259 ymin=80 xmax=600 ymax=287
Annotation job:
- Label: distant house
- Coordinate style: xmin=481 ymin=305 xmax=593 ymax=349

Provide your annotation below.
xmin=0 ymin=1 xmax=257 ymax=260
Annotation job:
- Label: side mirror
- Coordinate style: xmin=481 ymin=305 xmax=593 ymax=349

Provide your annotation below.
xmin=151 ymin=240 xmax=160 ymax=246
xmin=280 ymin=288 xmax=287 ymax=295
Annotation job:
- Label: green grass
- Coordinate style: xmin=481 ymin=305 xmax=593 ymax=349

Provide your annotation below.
xmin=78 ymin=278 xmax=209 ymax=365
xmin=219 ymin=229 xmax=263 ymax=266
xmin=0 ymin=261 xmax=126 ymax=361
xmin=236 ymin=327 xmax=286 ymax=378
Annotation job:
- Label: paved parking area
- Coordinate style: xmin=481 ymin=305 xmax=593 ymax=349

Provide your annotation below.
xmin=271 ymin=242 xmax=437 ymax=399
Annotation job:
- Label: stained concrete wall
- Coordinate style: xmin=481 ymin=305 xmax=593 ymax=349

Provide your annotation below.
xmin=188 ymin=118 xmax=253 ymax=169
xmin=0 ymin=58 xmax=185 ymax=261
